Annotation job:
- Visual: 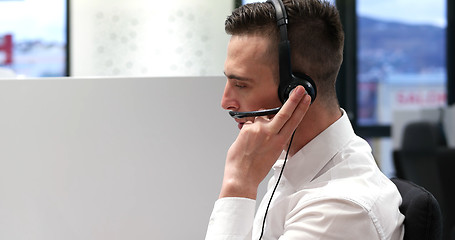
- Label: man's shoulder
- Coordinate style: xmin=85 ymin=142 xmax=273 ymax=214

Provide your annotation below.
xmin=289 ymin=170 xmax=401 ymax=217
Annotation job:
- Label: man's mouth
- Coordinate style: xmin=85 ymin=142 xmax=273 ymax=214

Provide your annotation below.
xmin=235 ymin=119 xmax=246 ymax=130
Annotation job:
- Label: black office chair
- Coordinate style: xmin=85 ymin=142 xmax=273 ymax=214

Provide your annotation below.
xmin=394 ymin=121 xmax=446 ymax=206
xmin=391 ymin=178 xmax=443 ymax=240
xmin=394 ymin=121 xmax=455 ymax=239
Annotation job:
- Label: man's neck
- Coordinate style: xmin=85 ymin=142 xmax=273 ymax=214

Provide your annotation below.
xmin=287 ymin=106 xmax=343 ymax=156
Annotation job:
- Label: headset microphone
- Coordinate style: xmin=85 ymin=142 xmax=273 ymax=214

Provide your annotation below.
xmin=228 ymin=0 xmax=316 ymax=119
xmin=229 ymin=107 xmax=281 ymax=119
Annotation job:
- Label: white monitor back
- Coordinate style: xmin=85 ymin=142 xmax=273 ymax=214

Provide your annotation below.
xmin=443 ymin=105 xmax=455 ymax=147
xmin=0 ymin=76 xmax=238 ymax=239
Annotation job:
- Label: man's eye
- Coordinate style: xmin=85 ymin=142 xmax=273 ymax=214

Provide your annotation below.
xmin=235 ymin=84 xmax=246 ymax=88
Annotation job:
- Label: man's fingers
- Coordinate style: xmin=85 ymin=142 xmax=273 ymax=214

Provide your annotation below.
xmin=255 ymin=114 xmax=272 ymax=122
xmin=279 ymin=93 xmax=311 ymax=137
xmin=269 ymin=85 xmax=307 ymax=133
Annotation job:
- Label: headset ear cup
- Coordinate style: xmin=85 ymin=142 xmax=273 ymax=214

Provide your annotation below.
xmin=287 ymin=72 xmax=317 ymax=103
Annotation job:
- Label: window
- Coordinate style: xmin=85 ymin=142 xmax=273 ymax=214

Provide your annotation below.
xmin=334 ymin=0 xmax=450 ymax=176
xmin=0 ymin=0 xmax=68 ymax=77
xmin=357 ymin=0 xmax=447 ymax=126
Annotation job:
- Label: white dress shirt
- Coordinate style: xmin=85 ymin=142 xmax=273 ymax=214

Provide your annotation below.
xmin=205 ymin=110 xmax=404 ymax=240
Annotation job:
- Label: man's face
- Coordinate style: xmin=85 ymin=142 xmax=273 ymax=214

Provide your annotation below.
xmin=222 ymin=34 xmax=281 ymax=129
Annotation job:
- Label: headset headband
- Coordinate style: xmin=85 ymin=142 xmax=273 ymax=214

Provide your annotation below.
xmin=267 ymin=0 xmax=294 ymax=103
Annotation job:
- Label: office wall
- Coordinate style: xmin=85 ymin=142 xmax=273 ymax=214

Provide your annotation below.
xmin=0 ymin=76 xmax=237 ymax=239
xmin=70 ymin=0 xmax=232 ymax=76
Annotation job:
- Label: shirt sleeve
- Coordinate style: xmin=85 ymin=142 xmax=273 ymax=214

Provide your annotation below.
xmin=205 ymin=197 xmax=256 ymax=240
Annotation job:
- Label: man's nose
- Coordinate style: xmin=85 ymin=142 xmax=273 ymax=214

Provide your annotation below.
xmin=221 ymin=82 xmax=239 ymax=111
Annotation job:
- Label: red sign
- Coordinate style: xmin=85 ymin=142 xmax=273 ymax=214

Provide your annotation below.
xmin=0 ymin=34 xmax=13 ymax=65
xmin=395 ymin=90 xmax=446 ymax=106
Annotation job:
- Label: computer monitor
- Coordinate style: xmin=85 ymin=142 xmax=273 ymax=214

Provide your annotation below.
xmin=0 ymin=76 xmax=239 ymax=239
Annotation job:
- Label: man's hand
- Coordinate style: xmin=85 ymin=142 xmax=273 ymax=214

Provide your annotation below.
xmin=219 ymin=86 xmax=311 ymax=199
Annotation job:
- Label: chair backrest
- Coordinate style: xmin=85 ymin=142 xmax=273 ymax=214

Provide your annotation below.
xmin=395 ymin=121 xmax=446 ymax=214
xmin=391 ymin=178 xmax=443 ymax=240
xmin=401 ymin=121 xmax=447 ymax=153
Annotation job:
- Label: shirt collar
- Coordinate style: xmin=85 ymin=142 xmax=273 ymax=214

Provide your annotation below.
xmin=274 ymin=109 xmax=357 ymax=190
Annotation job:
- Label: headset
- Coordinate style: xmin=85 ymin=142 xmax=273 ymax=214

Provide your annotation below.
xmin=229 ymin=0 xmax=317 ymax=119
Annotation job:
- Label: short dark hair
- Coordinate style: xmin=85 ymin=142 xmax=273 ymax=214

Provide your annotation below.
xmin=225 ymin=0 xmax=344 ymax=107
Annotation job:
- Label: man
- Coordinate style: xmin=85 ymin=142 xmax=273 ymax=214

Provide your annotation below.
xmin=205 ymin=0 xmax=404 ymax=239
